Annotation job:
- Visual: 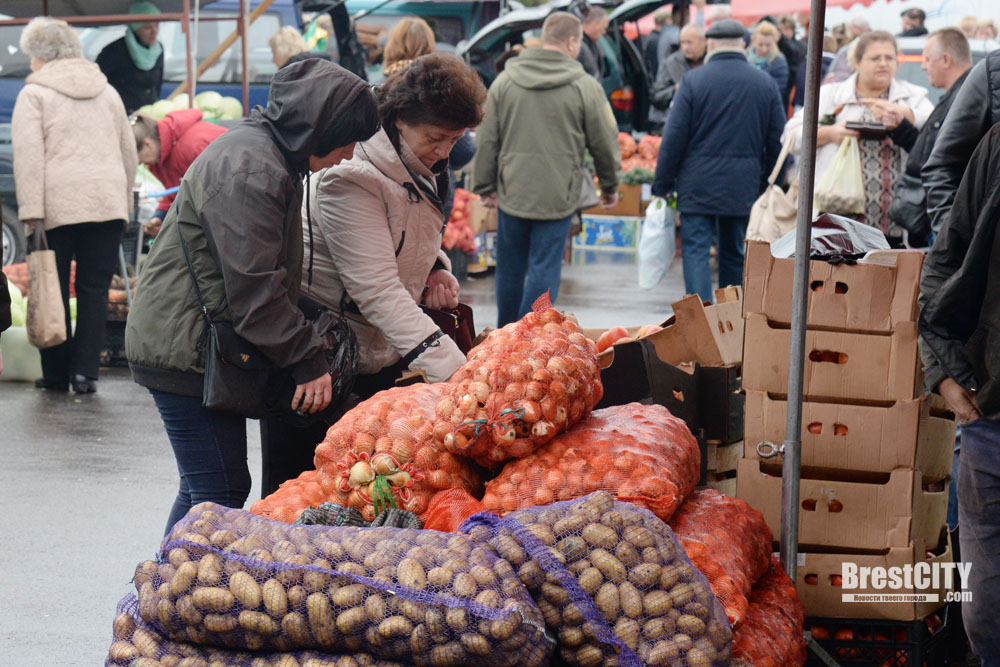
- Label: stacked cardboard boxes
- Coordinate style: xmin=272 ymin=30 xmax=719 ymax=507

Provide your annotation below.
xmin=736 ymin=241 xmax=957 ymax=622
xmin=585 ymin=288 xmax=745 ymax=492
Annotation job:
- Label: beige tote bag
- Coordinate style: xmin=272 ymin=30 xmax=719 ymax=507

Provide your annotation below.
xmin=26 ymin=227 xmax=67 ymax=349
xmin=747 ymin=136 xmax=799 ymax=243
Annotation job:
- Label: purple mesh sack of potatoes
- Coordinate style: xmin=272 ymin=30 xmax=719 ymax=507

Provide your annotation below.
xmin=131 ymin=502 xmax=553 ymax=666
xmin=460 ymin=491 xmax=733 ymax=666
xmin=108 ymin=592 xmax=406 ymax=666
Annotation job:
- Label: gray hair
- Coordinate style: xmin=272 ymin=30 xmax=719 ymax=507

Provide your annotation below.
xmin=708 ymin=36 xmax=745 ymax=50
xmin=680 ymin=23 xmax=706 ymax=39
xmin=20 ymin=16 xmax=82 ymax=61
xmin=848 ymin=16 xmax=870 ymax=31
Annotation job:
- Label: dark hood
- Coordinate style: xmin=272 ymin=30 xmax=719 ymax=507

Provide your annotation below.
xmin=252 ymin=58 xmax=369 ymax=172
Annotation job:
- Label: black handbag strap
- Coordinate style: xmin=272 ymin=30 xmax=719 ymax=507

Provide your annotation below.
xmin=175 ymin=220 xmax=213 ymax=328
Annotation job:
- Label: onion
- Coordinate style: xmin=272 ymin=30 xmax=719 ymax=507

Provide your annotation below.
xmin=436 ymin=396 xmax=455 ymax=419
xmin=348 ymin=460 xmax=375 ymax=488
xmin=371 ymin=454 xmax=395 ymax=476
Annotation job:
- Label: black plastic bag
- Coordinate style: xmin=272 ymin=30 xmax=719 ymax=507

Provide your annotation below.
xmin=771 ymin=213 xmax=889 ymax=264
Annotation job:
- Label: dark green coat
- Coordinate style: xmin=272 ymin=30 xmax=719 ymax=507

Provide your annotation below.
xmin=126 ymin=60 xmax=371 ymax=397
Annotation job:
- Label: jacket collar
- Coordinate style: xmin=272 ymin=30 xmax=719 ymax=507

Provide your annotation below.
xmin=705 ymin=48 xmax=748 ymax=63
xmin=830 ymin=72 xmax=929 ymax=106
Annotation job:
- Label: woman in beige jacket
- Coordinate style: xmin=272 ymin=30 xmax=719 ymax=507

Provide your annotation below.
xmin=13 ymin=17 xmax=138 ymax=394
xmin=302 ymin=53 xmax=487 ymax=391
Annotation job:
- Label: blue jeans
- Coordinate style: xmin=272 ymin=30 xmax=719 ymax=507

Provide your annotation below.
xmin=957 ymin=418 xmax=1000 ymax=665
xmin=679 ymin=213 xmax=748 ymax=303
xmin=150 ymin=389 xmax=252 ymax=534
xmin=495 ymin=210 xmax=572 ymax=327
xmin=948 ymin=426 xmax=961 ymax=531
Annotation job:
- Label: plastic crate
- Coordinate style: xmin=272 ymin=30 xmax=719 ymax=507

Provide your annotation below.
xmin=806 ymin=608 xmax=951 ymax=666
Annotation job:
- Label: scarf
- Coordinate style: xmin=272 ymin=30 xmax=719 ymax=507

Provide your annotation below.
xmin=125 ymin=27 xmax=163 ymax=72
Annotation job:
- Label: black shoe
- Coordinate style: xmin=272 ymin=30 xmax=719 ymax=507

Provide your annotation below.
xmin=71 ymin=374 xmax=97 ymax=394
xmin=35 ymin=378 xmax=69 ymax=392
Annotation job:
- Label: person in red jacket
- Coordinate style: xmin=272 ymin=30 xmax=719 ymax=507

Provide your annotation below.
xmin=132 ymin=109 xmax=226 ymax=236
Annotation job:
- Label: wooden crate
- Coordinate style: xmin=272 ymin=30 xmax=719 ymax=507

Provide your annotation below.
xmin=699 ymin=470 xmax=737 ymax=496
xmin=706 ymin=440 xmax=743 ymax=473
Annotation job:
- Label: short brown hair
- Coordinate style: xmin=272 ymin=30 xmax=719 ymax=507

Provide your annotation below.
xmin=383 ymin=17 xmax=435 ymax=68
xmin=582 ymin=6 xmax=608 ymax=25
xmin=542 ymin=12 xmax=582 ymax=45
xmin=853 ymin=30 xmax=897 ymax=64
xmin=378 ymin=53 xmax=486 ymax=131
xmin=929 ymin=27 xmax=971 ymax=65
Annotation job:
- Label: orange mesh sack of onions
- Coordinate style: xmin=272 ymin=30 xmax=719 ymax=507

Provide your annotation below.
xmin=434 ymin=294 xmax=603 ymax=467
xmin=249 ymin=470 xmax=328 ymax=524
xmin=667 ymin=489 xmax=773 ymax=628
xmin=481 ymin=404 xmax=700 ymax=522
xmin=312 ymin=384 xmax=482 ymax=523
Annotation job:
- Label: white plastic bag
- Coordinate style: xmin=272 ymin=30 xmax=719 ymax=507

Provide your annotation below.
xmin=637 ymin=197 xmax=676 ymax=288
xmin=814 ymin=136 xmax=865 ymax=215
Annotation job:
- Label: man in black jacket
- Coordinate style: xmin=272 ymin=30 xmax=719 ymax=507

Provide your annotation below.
xmin=648 ymin=23 xmax=706 ymax=124
xmin=577 ymin=7 xmax=608 ymax=80
xmin=919 ymin=121 xmax=1000 ymax=665
xmin=881 ymin=29 xmax=971 ymax=245
xmin=922 ymin=48 xmax=1000 ymax=233
xmin=899 ymin=8 xmax=929 ymax=37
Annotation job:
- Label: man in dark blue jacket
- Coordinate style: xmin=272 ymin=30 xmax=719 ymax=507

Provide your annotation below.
xmin=652 ymin=19 xmax=785 ymax=302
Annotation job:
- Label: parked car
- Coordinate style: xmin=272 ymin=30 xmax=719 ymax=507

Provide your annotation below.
xmin=458 ymin=0 xmax=668 ymax=132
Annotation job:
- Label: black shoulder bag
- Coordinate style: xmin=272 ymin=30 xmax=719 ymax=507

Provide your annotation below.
xmin=177 ymin=221 xmax=275 ymax=418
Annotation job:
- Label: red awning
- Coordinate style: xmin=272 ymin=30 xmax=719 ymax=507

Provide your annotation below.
xmin=729 ymin=0 xmax=885 ymax=21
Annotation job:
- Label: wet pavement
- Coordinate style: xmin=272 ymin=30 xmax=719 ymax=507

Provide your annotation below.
xmin=0 ymin=257 xmax=698 ymax=665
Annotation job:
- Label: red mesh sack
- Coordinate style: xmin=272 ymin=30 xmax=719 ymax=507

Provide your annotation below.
xmin=481 ymin=404 xmax=700 ymax=522
xmin=434 ymin=295 xmax=603 ymax=467
xmin=732 ymin=558 xmax=807 ymax=666
xmin=312 ymin=384 xmax=481 ymax=522
xmin=668 ymin=489 xmax=773 ymax=628
xmin=422 ymin=488 xmax=489 ymax=533
xmin=250 ymin=470 xmax=327 ymax=523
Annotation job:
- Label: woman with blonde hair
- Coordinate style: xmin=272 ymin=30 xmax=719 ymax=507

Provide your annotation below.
xmin=13 ymin=17 xmax=138 ymax=393
xmin=748 ymin=21 xmax=789 ymax=95
xmin=381 ymin=17 xmax=435 ymax=77
xmin=975 ymin=19 xmax=998 ymax=41
xmin=269 ymin=25 xmax=308 ymax=68
xmin=960 ymin=15 xmax=979 ymax=38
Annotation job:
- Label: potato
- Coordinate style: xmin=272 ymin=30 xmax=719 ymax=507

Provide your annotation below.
xmin=229 ymin=571 xmax=262 ymax=610
xmin=581 ymin=523 xmax=617 ymax=549
xmin=397 ymin=558 xmax=427 ymax=590
xmin=204 ymin=613 xmax=238 ymax=633
xmin=281 ymin=612 xmax=313 ymax=645
xmin=594 ymin=582 xmax=619 ymax=621
xmin=261 ymin=578 xmax=288 ymax=619
xmin=108 ymin=640 xmax=140 ymax=662
xmin=196 ymin=554 xmax=223 ymax=587
xmin=589 ymin=549 xmax=626 ymax=583
xmin=377 ymin=615 xmax=413 ymax=639
xmin=191 ymin=587 xmax=235 ymax=613
xmin=336 ymin=607 xmax=366 ymax=636
xmin=619 ymin=581 xmax=644 ymax=619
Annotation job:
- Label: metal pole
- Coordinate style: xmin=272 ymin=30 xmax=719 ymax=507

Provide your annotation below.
xmin=240 ymin=0 xmax=250 ymax=118
xmin=780 ymin=0 xmax=828 ymax=581
xmin=183 ymin=0 xmax=193 ymax=107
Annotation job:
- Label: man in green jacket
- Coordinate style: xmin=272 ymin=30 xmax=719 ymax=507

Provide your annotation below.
xmin=474 ymin=11 xmax=621 ymax=327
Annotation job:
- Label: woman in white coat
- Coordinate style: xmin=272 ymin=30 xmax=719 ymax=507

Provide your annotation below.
xmin=302 ymin=53 xmax=487 ymax=394
xmin=783 ymin=30 xmax=933 ymax=237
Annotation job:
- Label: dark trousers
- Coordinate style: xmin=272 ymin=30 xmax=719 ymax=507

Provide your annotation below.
xmin=957 ymin=418 xmax=1000 ymax=665
xmin=258 ymin=368 xmax=398 ymax=497
xmin=40 ymin=221 xmax=122 ymax=383
xmin=678 ymin=213 xmax=748 ymax=303
xmin=150 ymin=389 xmax=251 ymax=534
xmin=495 ymin=210 xmax=573 ymax=327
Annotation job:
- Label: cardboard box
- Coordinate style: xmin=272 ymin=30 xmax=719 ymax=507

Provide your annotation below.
xmin=587 ymin=288 xmax=743 ymax=369
xmin=574 ymin=215 xmax=641 ymax=250
xmin=468 ymin=197 xmax=497 ymax=235
xmin=736 ymin=459 xmax=949 ymax=551
xmin=582 ymin=183 xmax=643 ymax=217
xmin=596 ymin=340 xmax=744 ymax=443
xmin=744 ymin=392 xmax=956 ymax=481
xmin=742 ymin=313 xmax=921 ymax=403
xmin=795 ymin=538 xmax=952 ymax=620
xmin=743 ymin=241 xmax=924 ymax=334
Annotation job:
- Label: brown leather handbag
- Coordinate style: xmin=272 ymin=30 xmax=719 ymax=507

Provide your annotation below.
xmin=421 ymin=303 xmax=476 ymax=355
